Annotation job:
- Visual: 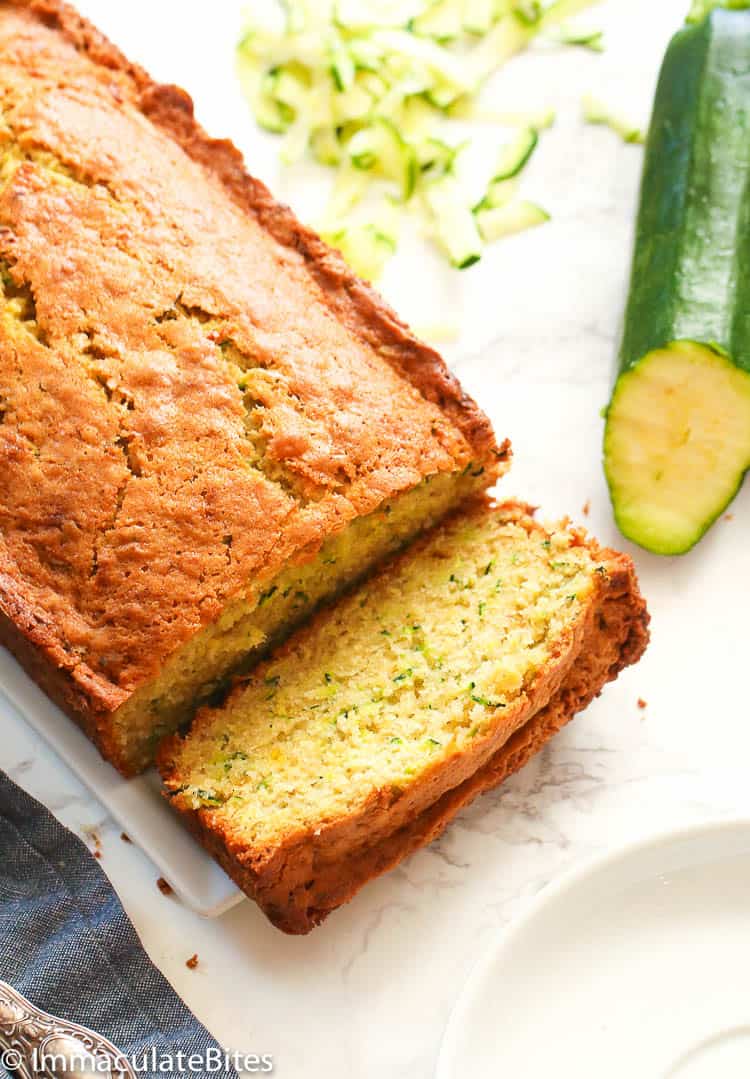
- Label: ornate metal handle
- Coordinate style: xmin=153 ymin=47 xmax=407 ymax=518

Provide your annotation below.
xmin=0 ymin=980 xmax=135 ymax=1078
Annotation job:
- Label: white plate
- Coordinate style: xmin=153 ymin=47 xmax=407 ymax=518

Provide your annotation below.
xmin=437 ymin=820 xmax=750 ymax=1079
xmin=0 ymin=648 xmax=243 ymax=917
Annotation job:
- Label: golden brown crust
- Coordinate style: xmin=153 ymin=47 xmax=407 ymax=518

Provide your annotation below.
xmin=0 ymin=0 xmax=501 ymax=760
xmin=15 ymin=0 xmax=498 ymax=463
xmin=159 ymin=506 xmax=649 ymax=933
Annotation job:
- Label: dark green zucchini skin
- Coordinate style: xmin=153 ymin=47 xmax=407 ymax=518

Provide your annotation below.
xmin=618 ymin=6 xmax=750 ymax=377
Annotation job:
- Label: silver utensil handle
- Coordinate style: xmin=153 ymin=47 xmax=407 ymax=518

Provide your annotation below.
xmin=0 ymin=979 xmax=135 ymax=1078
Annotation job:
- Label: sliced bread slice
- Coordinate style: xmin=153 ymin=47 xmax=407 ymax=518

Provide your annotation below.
xmin=159 ymin=500 xmax=648 ymax=932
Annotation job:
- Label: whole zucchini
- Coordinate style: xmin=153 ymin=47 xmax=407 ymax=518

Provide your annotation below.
xmin=604 ymin=3 xmax=750 ymax=555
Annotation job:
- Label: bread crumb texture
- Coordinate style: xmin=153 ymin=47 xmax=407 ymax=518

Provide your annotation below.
xmin=156 ymin=876 xmax=173 ymax=896
xmin=164 ymin=505 xmax=622 ymax=847
xmin=161 ymin=502 xmax=648 ymax=932
xmin=0 ymin=2 xmax=500 ymax=771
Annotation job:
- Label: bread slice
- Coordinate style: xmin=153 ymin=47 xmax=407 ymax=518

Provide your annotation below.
xmin=159 ymin=501 xmax=649 ymax=933
xmin=0 ymin=1 xmax=503 ymax=774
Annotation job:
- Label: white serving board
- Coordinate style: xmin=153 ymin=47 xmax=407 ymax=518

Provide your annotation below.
xmin=0 ymin=648 xmax=244 ymax=917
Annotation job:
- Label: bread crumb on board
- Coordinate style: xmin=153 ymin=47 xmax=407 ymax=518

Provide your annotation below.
xmin=637 ymin=698 xmax=647 ymax=710
xmin=186 ymin=954 xmax=199 ymax=970
xmin=157 ymin=877 xmax=174 ymax=896
xmin=582 ymin=500 xmax=591 ymax=517
xmin=120 ymin=832 xmax=132 ymax=843
xmin=84 ymin=828 xmax=102 ymax=859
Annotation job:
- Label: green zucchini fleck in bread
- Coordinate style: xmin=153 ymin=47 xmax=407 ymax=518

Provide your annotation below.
xmin=159 ymin=500 xmax=649 ymax=933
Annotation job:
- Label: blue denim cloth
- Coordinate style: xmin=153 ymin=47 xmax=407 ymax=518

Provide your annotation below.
xmin=0 ymin=771 xmax=237 ymax=1078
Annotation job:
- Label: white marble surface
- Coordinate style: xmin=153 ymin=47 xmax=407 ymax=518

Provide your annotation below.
xmin=4 ymin=1 xmax=750 ymax=1076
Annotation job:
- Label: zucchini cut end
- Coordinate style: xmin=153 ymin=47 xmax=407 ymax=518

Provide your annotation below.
xmin=604 ymin=341 xmax=750 ymax=555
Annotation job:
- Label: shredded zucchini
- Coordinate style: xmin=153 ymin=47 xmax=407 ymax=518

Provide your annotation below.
xmin=237 ymin=0 xmax=601 ymax=276
xmin=321 ymin=222 xmax=398 ymax=280
xmin=555 ymin=26 xmax=604 ymax=49
xmin=320 ymin=197 xmax=401 ymax=281
xmin=423 ymin=176 xmax=483 ymax=268
xmin=539 ymin=0 xmax=603 ymax=25
xmin=475 ymin=199 xmax=549 ymax=241
xmin=582 ymin=93 xmax=645 ymax=144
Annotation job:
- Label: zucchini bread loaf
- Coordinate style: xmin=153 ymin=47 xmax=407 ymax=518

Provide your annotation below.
xmin=0 ymin=1 xmax=504 ymax=774
xmin=160 ymin=501 xmax=649 ymax=933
